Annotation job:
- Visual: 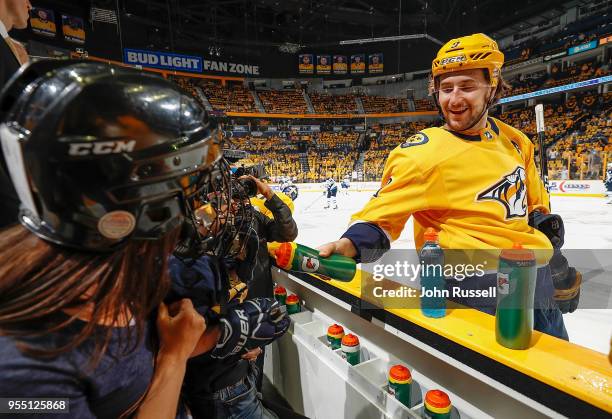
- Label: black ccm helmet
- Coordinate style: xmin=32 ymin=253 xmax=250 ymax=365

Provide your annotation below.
xmin=0 ymin=60 xmax=222 ymax=251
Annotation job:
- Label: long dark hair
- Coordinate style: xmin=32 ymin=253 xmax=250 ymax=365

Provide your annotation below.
xmin=0 ymin=225 xmax=180 ymax=366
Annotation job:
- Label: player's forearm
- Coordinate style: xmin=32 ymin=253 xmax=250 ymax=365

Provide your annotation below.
xmin=190 ymin=324 xmax=222 ymax=357
xmin=135 ymin=352 xmax=187 ymax=419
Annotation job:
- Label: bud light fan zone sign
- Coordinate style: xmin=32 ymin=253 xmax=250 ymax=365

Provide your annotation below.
xmin=124 ymin=49 xmax=203 ymax=73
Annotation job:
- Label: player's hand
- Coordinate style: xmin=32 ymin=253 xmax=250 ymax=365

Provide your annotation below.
xmin=317 ymin=238 xmax=358 ymax=258
xmin=157 ymin=300 xmax=206 ymax=362
xmin=241 ymin=347 xmax=262 ymax=361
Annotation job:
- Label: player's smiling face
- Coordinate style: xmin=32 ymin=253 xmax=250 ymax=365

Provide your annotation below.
xmin=438 ymin=69 xmax=492 ymax=133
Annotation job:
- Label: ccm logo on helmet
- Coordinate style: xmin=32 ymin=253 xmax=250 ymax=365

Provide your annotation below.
xmin=439 ymin=55 xmax=466 ymax=65
xmin=68 ymin=140 xmax=136 ymax=156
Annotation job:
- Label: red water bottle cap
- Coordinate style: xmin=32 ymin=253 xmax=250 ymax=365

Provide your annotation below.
xmin=425 ymin=389 xmax=451 ymax=409
xmin=327 ymin=324 xmax=345 ymax=337
xmin=424 ymin=227 xmax=439 ymax=242
xmin=286 ymin=294 xmax=300 ymax=305
xmin=275 ymin=242 xmax=293 ymax=268
xmin=274 ymin=285 xmax=287 ymax=295
xmin=341 ymin=333 xmax=360 ymax=347
xmin=389 ymin=365 xmax=411 ymax=382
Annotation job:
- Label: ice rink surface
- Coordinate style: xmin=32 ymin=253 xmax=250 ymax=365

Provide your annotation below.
xmin=292 ymin=189 xmax=612 ymax=354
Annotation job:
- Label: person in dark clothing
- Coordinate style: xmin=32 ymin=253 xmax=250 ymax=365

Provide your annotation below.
xmin=0 ymin=0 xmax=31 ymax=228
xmin=235 ymin=175 xmax=298 ymax=391
xmin=236 ymin=175 xmax=298 ymax=299
xmin=0 ymin=61 xmax=222 ymax=418
xmin=168 ymin=175 xmax=298 ymax=419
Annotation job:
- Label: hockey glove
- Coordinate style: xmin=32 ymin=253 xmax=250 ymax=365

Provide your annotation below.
xmin=529 ymin=211 xmax=581 ymax=313
xmin=210 ymin=298 xmax=290 ymax=359
xmin=528 ymin=211 xmax=564 ymax=248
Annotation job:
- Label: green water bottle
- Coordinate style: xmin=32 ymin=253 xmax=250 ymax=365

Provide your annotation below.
xmin=269 ymin=242 xmax=356 ymax=282
xmin=274 ymin=285 xmax=287 ymax=305
xmin=495 ymin=243 xmax=537 ymax=350
xmin=327 ymin=324 xmax=345 ymax=350
xmin=388 ymin=364 xmax=412 ymax=408
xmin=424 ymin=390 xmax=452 ymax=419
xmin=341 ymin=333 xmax=360 ymax=365
xmin=286 ymin=294 xmax=301 ymax=314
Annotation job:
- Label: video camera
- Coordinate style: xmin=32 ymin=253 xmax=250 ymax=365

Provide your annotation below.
xmin=232 ymin=163 xmax=270 ymax=198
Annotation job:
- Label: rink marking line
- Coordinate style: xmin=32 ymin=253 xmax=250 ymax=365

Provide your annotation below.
xmin=550 ymin=193 xmax=605 ymax=197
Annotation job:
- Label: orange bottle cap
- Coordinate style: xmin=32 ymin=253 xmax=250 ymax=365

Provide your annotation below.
xmin=424 ymin=227 xmax=438 ymax=242
xmin=389 ymin=365 xmax=411 ymax=382
xmin=341 ymin=333 xmax=360 ymax=346
xmin=500 ymin=242 xmax=535 ymax=261
xmin=286 ymin=294 xmax=300 ymax=305
xmin=275 ymin=242 xmax=293 ymax=268
xmin=327 ymin=324 xmax=345 ymax=336
xmin=274 ymin=285 xmax=287 ymax=295
xmin=425 ymin=389 xmax=451 ymax=409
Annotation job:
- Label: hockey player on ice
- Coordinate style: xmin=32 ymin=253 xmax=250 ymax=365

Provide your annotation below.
xmin=341 ymin=175 xmax=351 ymax=195
xmin=323 ymin=176 xmax=338 ymax=209
xmin=279 ymin=175 xmax=299 ymax=201
xmin=279 ymin=175 xmax=292 ymax=190
xmin=605 ymin=163 xmax=612 ymax=204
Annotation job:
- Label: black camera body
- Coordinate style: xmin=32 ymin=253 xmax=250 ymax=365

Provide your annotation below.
xmin=236 ymin=177 xmax=258 ymax=198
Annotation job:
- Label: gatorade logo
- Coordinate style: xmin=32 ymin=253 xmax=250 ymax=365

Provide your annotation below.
xmin=497 ymin=273 xmax=509 ymax=295
xmin=301 ymin=257 xmax=320 ymax=273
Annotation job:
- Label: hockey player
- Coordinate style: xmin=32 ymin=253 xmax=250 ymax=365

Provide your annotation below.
xmin=318 ymin=33 xmax=579 ymax=339
xmin=279 ymin=175 xmax=299 ymax=201
xmin=341 ymin=175 xmax=351 ymax=195
xmin=605 ymin=162 xmax=612 ymax=204
xmin=324 ymin=175 xmax=338 ymax=209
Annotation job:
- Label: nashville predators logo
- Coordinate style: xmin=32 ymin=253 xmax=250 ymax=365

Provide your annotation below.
xmin=477 ymin=167 xmax=527 ymax=219
xmin=301 ymin=257 xmax=320 ymax=273
xmin=400 ymin=133 xmax=429 ymax=148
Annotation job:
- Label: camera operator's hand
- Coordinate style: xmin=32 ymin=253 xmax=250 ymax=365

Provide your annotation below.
xmin=210 ymin=298 xmax=290 ymax=359
xmin=241 ymin=175 xmax=273 ymax=200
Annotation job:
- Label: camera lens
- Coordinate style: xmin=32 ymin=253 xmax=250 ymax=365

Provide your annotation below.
xmin=237 ymin=178 xmax=257 ymax=197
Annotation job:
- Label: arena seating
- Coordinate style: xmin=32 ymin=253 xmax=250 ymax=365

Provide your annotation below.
xmin=360 ymin=95 xmax=410 ymax=113
xmin=414 ymin=98 xmax=437 ymax=111
xmin=198 ymin=79 xmax=257 ymax=112
xmin=503 ymin=13 xmax=611 ymax=64
xmin=310 ymin=93 xmax=358 ymax=114
xmin=258 ymin=90 xmax=309 ymax=114
xmin=507 ymin=59 xmax=610 ymax=96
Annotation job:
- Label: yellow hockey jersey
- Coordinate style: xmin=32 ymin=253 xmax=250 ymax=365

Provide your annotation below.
xmin=251 ymin=191 xmax=294 ymax=219
xmin=350 ymin=117 xmax=552 ymax=260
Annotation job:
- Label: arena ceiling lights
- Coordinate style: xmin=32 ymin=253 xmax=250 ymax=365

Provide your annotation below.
xmin=339 ymin=33 xmax=443 ymax=45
